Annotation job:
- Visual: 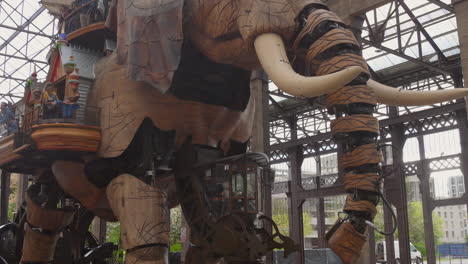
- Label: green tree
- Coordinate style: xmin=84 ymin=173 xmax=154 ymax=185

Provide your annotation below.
xmin=372 ymin=201 xmax=443 ymax=258
xmin=170 ymin=206 xmax=183 ymax=252
xmin=106 ymin=222 xmax=125 ymax=263
xmin=7 ymin=202 xmax=16 ymax=220
xmin=272 ymin=198 xmax=313 ymax=239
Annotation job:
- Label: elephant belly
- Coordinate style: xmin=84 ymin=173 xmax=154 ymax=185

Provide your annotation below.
xmin=95 ymin=56 xmax=255 ymax=158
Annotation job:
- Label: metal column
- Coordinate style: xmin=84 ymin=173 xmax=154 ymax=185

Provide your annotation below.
xmin=286 ymin=116 xmax=306 ymax=264
xmin=0 ymin=170 xmax=10 ymax=224
xmin=417 ymin=129 xmax=437 ymax=264
xmin=389 ymin=113 xmax=411 ymax=264
xmin=251 ymin=69 xmax=272 ymax=263
xmin=315 ymin=153 xmax=327 ymax=248
xmin=453 ymin=75 xmax=468 ymax=224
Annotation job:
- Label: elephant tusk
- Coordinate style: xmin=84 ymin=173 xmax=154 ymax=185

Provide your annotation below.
xmin=368 ymin=79 xmax=468 ymax=106
xmin=254 ymin=33 xmax=364 ymax=98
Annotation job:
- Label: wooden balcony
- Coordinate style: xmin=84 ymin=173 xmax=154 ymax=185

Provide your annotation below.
xmin=0 ymin=107 xmax=101 ymax=173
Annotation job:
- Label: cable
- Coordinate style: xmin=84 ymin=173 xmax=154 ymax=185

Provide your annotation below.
xmin=363 ymin=143 xmax=402 ymax=236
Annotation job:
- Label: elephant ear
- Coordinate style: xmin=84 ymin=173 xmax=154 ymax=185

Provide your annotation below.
xmin=105 ymin=0 xmax=185 ymax=93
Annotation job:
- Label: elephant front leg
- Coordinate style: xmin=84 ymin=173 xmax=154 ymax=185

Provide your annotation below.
xmin=294 ymin=6 xmax=381 ymax=264
xmin=21 ymin=181 xmax=75 ymax=263
xmin=106 ymin=174 xmax=170 ymax=264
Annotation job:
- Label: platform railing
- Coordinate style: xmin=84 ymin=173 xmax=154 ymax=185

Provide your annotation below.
xmin=22 ymin=106 xmax=101 ymax=127
xmin=10 ymin=106 xmax=100 ymax=148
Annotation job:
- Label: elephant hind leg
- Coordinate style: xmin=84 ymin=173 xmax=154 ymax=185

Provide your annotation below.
xmin=106 ymin=174 xmax=170 ymax=264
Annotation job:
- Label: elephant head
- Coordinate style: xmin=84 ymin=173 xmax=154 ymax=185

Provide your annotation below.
xmin=91 ymin=1 xmax=467 ymax=264
xmin=107 ymin=0 xmax=468 ymax=104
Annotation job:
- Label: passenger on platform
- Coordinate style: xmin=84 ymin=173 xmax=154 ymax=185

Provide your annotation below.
xmin=62 ymin=69 xmax=81 ymax=119
xmin=61 ymin=98 xmax=80 ymax=119
xmin=42 ymin=82 xmax=60 ymax=119
xmin=0 ymin=102 xmax=18 ymax=134
xmin=32 ymin=88 xmax=43 ymax=109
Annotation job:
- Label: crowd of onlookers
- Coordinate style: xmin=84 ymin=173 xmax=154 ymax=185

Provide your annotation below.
xmin=0 ymin=82 xmax=80 ymax=137
xmin=0 ymin=102 xmax=18 ymax=135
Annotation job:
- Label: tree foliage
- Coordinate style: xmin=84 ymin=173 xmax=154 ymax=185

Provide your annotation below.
xmin=170 ymin=206 xmax=183 ymax=251
xmin=373 ymin=201 xmax=444 ymax=257
xmin=272 ymin=197 xmax=313 ymax=238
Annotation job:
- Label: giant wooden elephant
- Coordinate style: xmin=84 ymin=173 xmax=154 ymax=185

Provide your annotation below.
xmin=22 ymin=0 xmax=468 ymax=264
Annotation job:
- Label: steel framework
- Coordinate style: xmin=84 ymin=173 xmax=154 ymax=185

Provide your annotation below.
xmin=0 ymin=0 xmax=56 ymax=104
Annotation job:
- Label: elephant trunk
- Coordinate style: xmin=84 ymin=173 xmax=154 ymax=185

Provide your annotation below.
xmin=292 ymin=6 xmax=381 ymax=264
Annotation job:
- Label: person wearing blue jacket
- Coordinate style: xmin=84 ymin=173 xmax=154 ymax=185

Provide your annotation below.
xmin=0 ymin=102 xmax=18 ymax=134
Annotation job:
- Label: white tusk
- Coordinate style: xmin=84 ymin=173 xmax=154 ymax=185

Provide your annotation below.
xmin=368 ymin=79 xmax=468 ymax=106
xmin=254 ymin=33 xmax=364 ymax=98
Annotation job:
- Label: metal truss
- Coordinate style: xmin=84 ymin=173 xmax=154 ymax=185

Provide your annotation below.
xmin=0 ymin=0 xmax=56 ymax=104
xmin=362 ymin=0 xmax=460 ymax=84
xmin=269 ymin=101 xmax=464 ymax=163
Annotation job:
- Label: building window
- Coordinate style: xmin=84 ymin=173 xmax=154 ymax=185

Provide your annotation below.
xmin=450 ymin=212 xmax=453 ymax=218
xmin=445 ymin=212 xmax=447 ymax=218
xmin=446 ymin=231 xmax=449 ymax=237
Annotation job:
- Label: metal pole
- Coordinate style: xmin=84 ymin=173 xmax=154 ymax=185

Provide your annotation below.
xmin=417 ymin=131 xmax=437 ymax=264
xmin=286 ymin=116 xmax=305 ymax=264
xmin=368 ymin=229 xmax=376 ymax=264
xmin=315 ymin=153 xmax=327 ymax=249
xmin=251 ymin=70 xmax=272 ymax=263
xmin=0 ymin=170 xmax=9 ymax=224
xmin=389 ymin=106 xmax=412 ymax=264
xmin=288 ymin=145 xmax=305 ymax=264
xmin=383 ymin=196 xmax=396 ymax=263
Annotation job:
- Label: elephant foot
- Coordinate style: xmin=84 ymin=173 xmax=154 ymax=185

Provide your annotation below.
xmin=106 ymin=174 xmax=170 ymax=264
xmin=20 ymin=184 xmax=75 ymax=263
xmin=21 ymin=224 xmax=59 ymax=264
xmin=51 ymin=160 xmax=117 ymax=221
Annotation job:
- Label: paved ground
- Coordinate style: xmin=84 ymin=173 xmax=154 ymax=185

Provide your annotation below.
xmin=375 ymin=259 xmax=468 ymax=264
xmin=435 ymin=259 xmax=468 ymax=264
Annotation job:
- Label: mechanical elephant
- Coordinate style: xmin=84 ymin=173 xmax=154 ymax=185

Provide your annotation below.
xmin=26 ymin=0 xmax=468 ymax=264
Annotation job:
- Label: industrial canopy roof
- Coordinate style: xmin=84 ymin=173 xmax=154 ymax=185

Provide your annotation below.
xmin=0 ymin=0 xmax=462 ymax=122
xmin=0 ymin=0 xmax=56 ymax=105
